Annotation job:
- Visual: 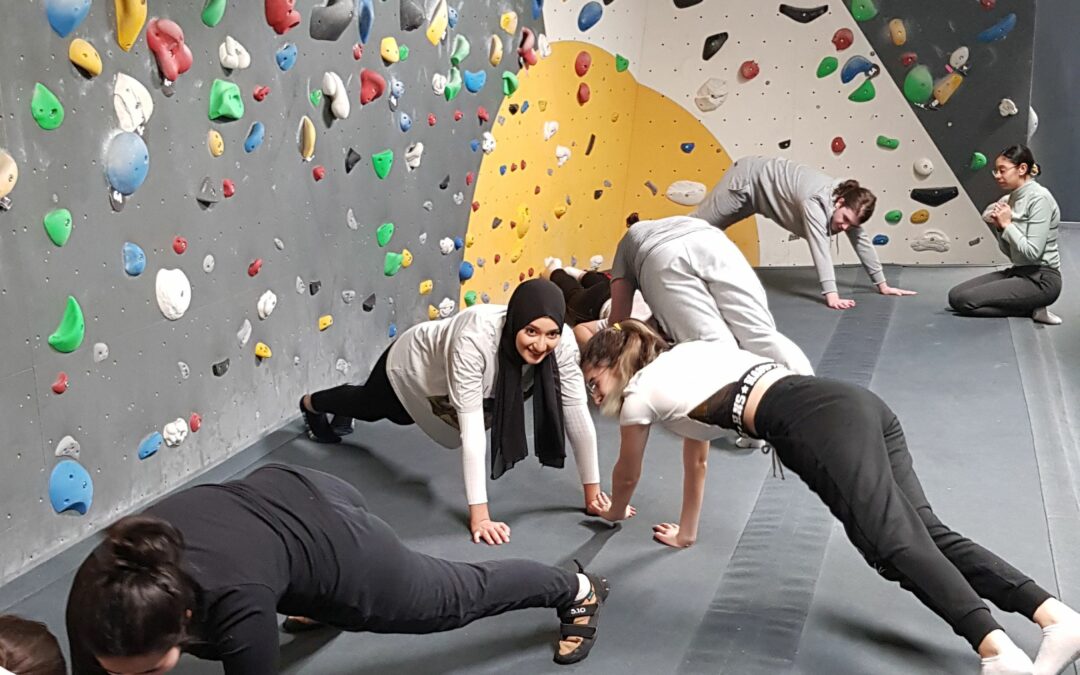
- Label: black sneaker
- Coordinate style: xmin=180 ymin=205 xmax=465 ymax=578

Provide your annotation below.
xmin=330 ymin=415 xmax=355 ymax=437
xmin=299 ymin=397 xmax=341 ymax=444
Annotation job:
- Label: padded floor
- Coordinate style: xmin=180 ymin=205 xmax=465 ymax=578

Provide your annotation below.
xmin=5 ymin=230 xmax=1080 ymax=675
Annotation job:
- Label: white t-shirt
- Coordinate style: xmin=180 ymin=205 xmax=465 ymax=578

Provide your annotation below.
xmin=596 ymin=290 xmax=653 ymax=328
xmin=620 ymin=341 xmax=770 ymax=441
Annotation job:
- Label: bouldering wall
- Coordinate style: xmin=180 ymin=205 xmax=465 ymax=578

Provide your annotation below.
xmin=0 ymin=0 xmax=530 ymax=585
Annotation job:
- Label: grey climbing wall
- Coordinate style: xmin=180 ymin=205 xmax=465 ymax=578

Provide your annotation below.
xmin=1030 ymin=0 xmax=1080 ymax=222
xmin=0 ymin=0 xmax=536 ymax=584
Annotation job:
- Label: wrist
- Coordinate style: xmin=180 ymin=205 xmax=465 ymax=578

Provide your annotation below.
xmin=468 ymin=503 xmax=491 ymax=528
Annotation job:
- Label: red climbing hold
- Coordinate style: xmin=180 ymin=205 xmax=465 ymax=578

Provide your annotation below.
xmin=494 ymin=254 xmax=501 ymax=264
xmin=248 ymin=259 xmax=263 ymax=277
xmin=253 ymin=85 xmax=270 ymax=101
xmin=980 ymin=0 xmax=996 ymax=9
xmin=519 ymin=272 xmax=526 ymax=282
xmin=189 ymin=413 xmax=202 ymax=432
xmin=466 ymin=172 xmax=474 ymax=185
xmin=172 ymin=236 xmax=187 ymax=254
xmin=146 ymin=19 xmax=194 ymax=83
xmin=454 ymin=110 xmax=464 ymax=121
xmin=360 ymin=69 xmax=386 ymax=105
xmin=265 ymin=0 xmax=301 ymax=34
xmin=520 ymin=159 xmax=527 ymax=170
xmin=353 ymin=44 xmax=363 ymax=60
xmin=832 ymin=28 xmax=853 ymax=50
xmin=831 ymin=136 xmax=846 ymax=154
xmin=222 ymin=179 xmax=235 ymax=197
xmin=428 ymin=113 xmax=437 ymax=126
xmin=520 ymin=49 xmax=538 ymax=67
xmin=575 ymin=51 xmax=592 ymax=77
xmin=900 ymin=52 xmax=918 ymax=67
xmin=527 ymin=267 xmax=535 ymax=277
xmin=312 ymin=165 xmax=326 ymax=181
xmin=534 ymin=185 xmax=541 ymax=195
xmin=510 ymin=163 xmax=518 ymax=172
xmin=472 ymin=201 xmax=480 ymax=211
xmin=740 ymin=60 xmax=760 ymax=80
xmin=519 ymin=27 xmax=538 ymax=67
xmin=52 ymin=372 xmax=68 ymax=395
xmin=477 ymin=106 xmax=490 ymax=123
xmin=577 ymin=82 xmax=591 ymax=105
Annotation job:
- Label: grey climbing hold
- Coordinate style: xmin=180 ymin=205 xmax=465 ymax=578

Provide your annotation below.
xmin=295 ymin=276 xmax=306 ymax=294
xmin=645 ymin=180 xmax=658 ymax=195
xmin=178 ymin=361 xmax=190 ymax=379
xmin=779 ymin=4 xmax=828 ymax=23
xmin=196 ymin=176 xmax=219 ymax=205
xmin=310 ymin=0 xmax=356 ymax=41
xmin=212 ymin=358 xmax=230 ymax=376
xmin=274 ymin=237 xmax=285 ymax=250
xmin=93 ymin=342 xmax=109 ymax=363
xmin=400 ymin=0 xmax=424 ymax=30
xmin=346 ymin=207 xmax=359 ymax=230
xmin=702 ymin=32 xmax=728 ymax=61
xmin=440 ymin=175 xmax=450 ymax=190
xmin=363 ymin=293 xmax=376 ymax=311
xmin=203 ymin=254 xmax=215 ymax=273
xmin=163 ymin=418 xmax=189 ymax=447
xmin=911 ymin=228 xmax=951 ymax=252
xmin=694 ymin=78 xmax=728 ymax=112
xmin=55 ymin=435 xmax=81 ymax=459
xmin=342 ymin=289 xmax=356 ymax=303
xmin=336 ymin=358 xmax=350 ymax=375
xmin=237 ymin=318 xmax=252 ymax=346
xmin=257 ymin=290 xmax=277 ymax=319
xmin=346 ymin=148 xmax=362 ymax=173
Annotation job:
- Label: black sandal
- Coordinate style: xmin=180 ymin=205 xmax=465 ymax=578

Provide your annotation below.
xmin=553 ymin=562 xmax=610 ymax=665
xmin=299 ymin=397 xmax=341 ymax=444
xmin=330 ymin=414 xmax=355 ymax=437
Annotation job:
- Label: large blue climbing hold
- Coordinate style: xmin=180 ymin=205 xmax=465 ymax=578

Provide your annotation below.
xmin=840 ymin=54 xmax=875 ymax=84
xmin=448 ymin=6 xmax=459 ymax=28
xmin=872 ymin=234 xmax=889 ymax=246
xmin=122 ymin=241 xmax=146 ymax=276
xmin=358 ymin=0 xmax=374 ymax=44
xmin=459 ymin=261 xmax=474 ymax=282
xmin=137 ymin=431 xmax=164 ymax=460
xmin=45 ymin=0 xmax=91 ymax=37
xmin=977 ymin=13 xmax=1017 ymax=43
xmin=244 ymin=122 xmax=265 ymax=153
xmin=533 ymin=0 xmax=544 ymax=20
xmin=464 ymin=70 xmax=487 ymax=93
xmin=578 ymin=1 xmax=603 ymax=31
xmin=276 ymin=43 xmax=298 ymax=71
xmin=106 ymin=132 xmax=150 ymax=196
xmin=49 ymin=460 xmax=93 ymax=515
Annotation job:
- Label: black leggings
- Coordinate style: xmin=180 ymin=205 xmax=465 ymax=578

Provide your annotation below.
xmin=747 ymin=377 xmax=1050 ymax=650
xmin=550 ymin=269 xmax=611 ymax=324
xmin=310 ymin=346 xmax=413 ymax=425
xmin=301 ymin=467 xmax=579 ymax=632
xmin=948 ymin=265 xmax=1062 ymax=317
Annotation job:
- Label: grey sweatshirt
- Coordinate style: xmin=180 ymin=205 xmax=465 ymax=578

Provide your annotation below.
xmin=985 ymin=179 xmax=1060 ymax=270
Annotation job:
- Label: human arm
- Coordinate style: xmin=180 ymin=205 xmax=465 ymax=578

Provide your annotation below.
xmin=554 ymin=330 xmax=604 ymax=511
xmin=606 ymin=277 xmax=636 ymax=325
xmin=593 ymin=424 xmax=649 ymax=522
xmin=213 ymin=586 xmax=282 ymax=675
xmin=844 ymin=227 xmax=917 ymax=297
xmin=801 ymin=203 xmax=852 ymax=308
xmin=653 ymin=437 xmax=709 ymax=548
xmin=996 ymin=197 xmax=1056 ymax=264
xmin=573 ymin=320 xmax=602 ymax=350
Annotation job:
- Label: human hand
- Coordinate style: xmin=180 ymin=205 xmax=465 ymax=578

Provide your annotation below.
xmin=825 ymin=292 xmax=856 ymax=310
xmin=589 ymin=493 xmax=636 ymax=522
xmin=877 ymin=284 xmax=917 ymax=297
xmin=471 ymin=519 xmax=511 ymax=545
xmin=652 ymin=522 xmax=694 ymax=548
xmin=991 ymin=203 xmax=1013 ymax=229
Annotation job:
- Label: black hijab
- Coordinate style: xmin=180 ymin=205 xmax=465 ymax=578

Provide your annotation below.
xmin=490 ymin=279 xmax=568 ymax=480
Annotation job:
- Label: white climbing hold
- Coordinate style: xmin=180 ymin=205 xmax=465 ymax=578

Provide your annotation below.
xmin=93 ymin=342 xmax=109 ymax=362
xmin=555 ymin=145 xmax=571 ymax=166
xmin=439 ymin=237 xmax=455 ymax=254
xmin=178 ymin=361 xmax=190 ymax=379
xmin=155 ymin=268 xmax=191 ymax=320
xmin=274 ymin=237 xmax=285 ymax=250
xmin=237 ymin=318 xmax=252 ymax=346
xmin=437 ymin=297 xmax=456 ymax=318
xmin=218 ymin=35 xmax=251 ymax=70
xmin=405 ymin=142 xmax=424 ymax=171
xmin=949 ymin=46 xmax=969 ymax=71
xmin=544 ymin=121 xmax=559 ymax=140
xmin=336 ymin=358 xmax=350 ymax=374
xmin=482 ymin=132 xmax=497 ymax=154
xmin=322 ymin=71 xmax=350 ymax=119
xmin=913 ymin=158 xmax=934 ymax=177
xmin=113 ymin=72 xmax=154 ymax=134
xmin=589 ymin=255 xmax=604 ymax=271
xmin=342 ymin=289 xmax=356 ymax=303
xmin=453 ymin=192 xmax=464 ymax=205
xmin=293 ymin=355 xmax=301 ymax=366
xmin=911 ymin=228 xmax=951 ymax=253
xmin=665 ymin=180 xmax=707 ymax=206
xmin=999 ymin=98 xmax=1019 ymax=117
xmin=537 ymin=33 xmax=551 ymax=58
xmin=257 ymin=289 xmax=277 ymax=319
xmin=55 ymin=435 xmax=80 ymax=459
xmin=202 ymin=254 xmax=215 ymax=273
xmin=295 ymin=276 xmax=305 ymax=294
xmin=1028 ymin=106 xmax=1039 ymax=139
xmin=694 ymin=78 xmax=728 ymax=112
xmin=346 ymin=207 xmax=359 ymax=230
xmin=418 ymin=232 xmax=428 ymax=244
xmin=163 ymin=418 xmax=189 ymax=447
xmin=432 ymin=72 xmax=448 ymax=96
xmin=423 ymin=200 xmax=434 ymax=211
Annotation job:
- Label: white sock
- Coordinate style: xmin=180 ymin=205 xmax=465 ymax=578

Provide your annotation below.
xmin=562 ymin=265 xmax=586 ymax=281
xmin=544 ymin=256 xmax=563 ymax=272
xmin=736 ymin=436 xmax=767 ymax=449
xmin=574 ymin=573 xmax=591 ymax=601
xmin=981 ymin=640 xmax=1034 ymax=675
xmin=1034 ymin=619 xmax=1080 ymax=675
xmin=1032 ymin=307 xmax=1063 ymax=325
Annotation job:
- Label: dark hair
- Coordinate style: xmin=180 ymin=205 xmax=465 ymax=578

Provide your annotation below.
xmin=832 ymin=180 xmax=877 ymax=223
xmin=626 ymin=212 xmax=641 ymax=227
xmin=999 ymin=144 xmax=1041 ymax=177
xmin=67 ymin=516 xmax=196 ymax=660
xmin=0 ymin=615 xmax=66 ymax=675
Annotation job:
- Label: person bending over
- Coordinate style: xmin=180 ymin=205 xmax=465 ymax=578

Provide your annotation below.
xmin=0 ymin=615 xmax=66 ymax=675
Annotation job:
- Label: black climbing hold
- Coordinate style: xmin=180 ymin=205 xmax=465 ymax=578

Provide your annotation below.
xmin=346 ymin=148 xmax=362 ymax=173
xmin=362 ymin=293 xmax=376 ymax=311
xmin=400 ymin=0 xmax=425 ymax=31
xmin=440 ymin=175 xmax=450 ymax=190
xmin=585 ymin=134 xmax=596 ymax=156
xmin=508 ymin=103 xmax=519 ymax=114
xmin=778 ymin=4 xmax=828 ymax=23
xmin=196 ymin=176 xmax=219 ymax=205
xmin=779 ymin=139 xmax=791 ymax=149
xmin=702 ymin=32 xmax=729 ymax=61
xmin=674 ymin=0 xmax=703 ymax=7
xmin=910 ymin=186 xmax=959 ymax=207
xmin=594 ymin=189 xmax=603 ymax=199
xmin=603 ymin=0 xmax=615 ymax=5
xmin=492 ymin=216 xmax=503 ymax=229
xmin=212 ymin=358 xmax=230 ymax=377
xmin=309 ymin=280 xmax=322 ymax=295
xmin=310 ymin=0 xmax=356 ymax=41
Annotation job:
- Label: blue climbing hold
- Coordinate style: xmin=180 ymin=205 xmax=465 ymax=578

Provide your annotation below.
xmin=244 ymin=122 xmax=265 ymax=153
xmin=977 ymin=13 xmax=1017 ymax=43
xmin=872 ymin=234 xmax=889 ymax=246
xmin=45 ymin=0 xmax=91 ymax=37
xmin=578 ymin=1 xmax=603 ymax=31
xmin=680 ymin=142 xmax=695 ymax=153
xmin=358 ymin=0 xmax=374 ymax=44
xmin=137 ymin=431 xmax=164 ymax=460
xmin=448 ymin=6 xmax=459 ymax=28
xmin=500 ymin=165 xmax=507 ymax=175
xmin=390 ymin=77 xmax=405 ymax=99
xmin=122 ymin=241 xmax=146 ymax=276
xmin=453 ymin=236 xmax=464 ymax=249
xmin=106 ymin=132 xmax=149 ymax=196
xmin=459 ymin=261 xmax=475 ymax=282
xmin=275 ymin=43 xmax=297 ymax=71
xmin=470 ymin=139 xmax=481 ymax=152
xmin=399 ymin=112 xmax=412 ymax=132
xmin=520 ymin=100 xmax=530 ymax=113
xmin=48 ymin=459 xmax=93 ymax=515
xmin=841 ymin=54 xmax=876 ymax=84
xmin=533 ymin=0 xmax=544 ymax=20
xmin=388 ymin=323 xmax=397 ymax=338
xmin=464 ymin=70 xmax=487 ymax=93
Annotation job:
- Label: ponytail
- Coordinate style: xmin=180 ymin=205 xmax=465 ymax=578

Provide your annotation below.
xmin=832 ymin=180 xmax=877 ymax=223
xmin=580 ymin=319 xmax=668 ymax=415
xmin=0 ymin=615 xmax=66 ymax=675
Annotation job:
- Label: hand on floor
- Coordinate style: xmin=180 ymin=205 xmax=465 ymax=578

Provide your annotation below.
xmin=825 ymin=292 xmax=856 ymax=310
xmin=877 ymin=284 xmax=917 ymax=297
xmin=471 ymin=519 xmax=511 ymax=545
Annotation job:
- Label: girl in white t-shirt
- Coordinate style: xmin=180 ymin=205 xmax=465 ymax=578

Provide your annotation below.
xmin=578 ymin=320 xmax=1080 ymax=675
xmin=299 ymin=280 xmax=611 ymax=545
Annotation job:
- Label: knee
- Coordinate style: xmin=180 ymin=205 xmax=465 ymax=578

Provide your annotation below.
xmin=947 ymin=286 xmax=975 ymax=313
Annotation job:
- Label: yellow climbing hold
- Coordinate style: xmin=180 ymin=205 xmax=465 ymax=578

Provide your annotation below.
xmin=910 ymin=209 xmax=930 ymax=224
xmin=401 ymin=248 xmax=414 ymax=267
xmin=254 ymin=342 xmax=272 ymax=358
xmin=426 ymin=0 xmax=448 ymax=46
xmin=538 ymin=100 xmax=548 ymax=112
xmin=489 ymin=35 xmax=503 ymax=67
xmin=381 ymin=36 xmax=400 ymax=64
xmin=299 ymin=115 xmax=316 ymax=161
xmin=114 ymin=0 xmax=148 ymax=51
xmin=69 ymin=39 xmax=102 ymax=77
xmin=419 ymin=279 xmax=433 ymax=294
xmin=208 ymin=130 xmax=224 ymax=157
xmin=318 ymin=315 xmax=334 ymax=331
xmin=427 ymin=304 xmax=440 ymax=320
xmin=466 ymin=233 xmax=475 ymax=247
xmin=933 ymin=72 xmax=964 ymax=107
xmin=509 ymin=242 xmax=524 ymax=263
xmin=516 ymin=204 xmax=531 ymax=238
xmin=500 ymin=11 xmax=518 ymax=34
xmin=553 ymin=204 xmax=567 ymax=219
xmin=888 ymin=18 xmax=907 ymax=46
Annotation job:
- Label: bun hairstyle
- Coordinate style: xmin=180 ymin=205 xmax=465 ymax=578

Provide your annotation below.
xmin=579 ymin=319 xmax=668 ymax=415
xmin=0 ymin=615 xmax=66 ymax=675
xmin=832 ymin=180 xmax=877 ymax=224
xmin=67 ymin=516 xmax=196 ymax=660
xmin=999 ymin=144 xmax=1041 ymax=177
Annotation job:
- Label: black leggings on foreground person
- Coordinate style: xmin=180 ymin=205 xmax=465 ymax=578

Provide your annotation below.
xmin=65 ymin=464 xmax=609 ymax=674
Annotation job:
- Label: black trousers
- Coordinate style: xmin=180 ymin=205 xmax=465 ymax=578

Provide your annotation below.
xmin=550 ymin=269 xmax=611 ymax=325
xmin=302 ymin=467 xmax=579 ymax=633
xmin=948 ymin=265 xmax=1062 ymax=317
xmin=752 ymin=376 xmax=1051 ymax=650
xmin=310 ymin=346 xmax=413 ymax=425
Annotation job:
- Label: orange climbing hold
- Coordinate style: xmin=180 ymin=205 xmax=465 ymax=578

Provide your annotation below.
xmin=577 ymin=82 xmax=591 ymax=105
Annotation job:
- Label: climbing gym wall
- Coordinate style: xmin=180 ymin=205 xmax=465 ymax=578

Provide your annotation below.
xmin=0 ymin=0 xmax=533 ymax=584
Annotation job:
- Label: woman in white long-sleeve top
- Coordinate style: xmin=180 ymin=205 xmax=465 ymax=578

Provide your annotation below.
xmin=298 ymin=279 xmax=612 ymax=545
xmin=692 ymin=155 xmax=916 ymax=309
xmin=949 ymin=145 xmax=1063 ymax=325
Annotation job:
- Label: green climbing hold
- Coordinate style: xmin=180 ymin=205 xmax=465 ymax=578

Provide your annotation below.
xmin=848 ymin=79 xmax=876 ymax=102
xmin=31 ymin=83 xmax=65 ymax=130
xmin=209 ymin=79 xmax=244 ymax=120
xmin=885 ymin=210 xmax=902 ymax=224
xmin=615 ymin=54 xmax=630 ymax=72
xmin=817 ymin=56 xmax=839 ymax=78
xmin=850 ymin=0 xmax=878 ymax=21
xmin=372 ymin=149 xmax=394 ymax=179
xmin=384 ymin=252 xmax=404 ymax=276
xmin=970 ymin=152 xmax=988 ymax=171
xmin=876 ymin=135 xmax=899 ymax=150
xmin=398 ymin=44 xmax=409 ymax=61
xmin=310 ymin=89 xmax=322 ymax=107
xmin=44 ymin=208 xmax=73 ymax=246
xmin=201 ymin=0 xmax=227 ymax=26
xmin=49 ymin=296 xmax=85 ymax=353
xmin=902 ymin=65 xmax=933 ymax=105
xmin=445 ymin=67 xmax=463 ymax=101
xmin=376 ymin=222 xmax=395 ymax=247
xmin=502 ymin=71 xmax=520 ymax=97
xmin=450 ymin=35 xmax=471 ymax=66
xmin=464 ymin=290 xmax=478 ymax=307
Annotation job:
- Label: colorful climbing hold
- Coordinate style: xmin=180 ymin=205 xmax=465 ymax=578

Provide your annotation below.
xmin=372 ymin=149 xmax=393 ymax=179
xmin=244 ymin=122 xmax=266 ymax=153
xmin=222 ymin=179 xmax=235 ymax=197
xmin=380 ymin=36 xmax=400 ymax=64
xmin=577 ymin=82 xmax=591 ymax=105
xmin=31 ymin=83 xmax=64 ymax=130
xmin=69 ymin=39 xmax=103 ymax=78
xmin=384 ymin=251 xmax=404 ymax=276
xmin=49 ymin=296 xmax=85 ymax=353
xmin=266 ymin=0 xmax=301 ymax=34
xmin=451 ymin=34 xmax=471 ymax=66
xmin=358 ymin=0 xmax=374 ymax=43
xmin=445 ymin=68 xmax=463 ymax=101
xmin=189 ymin=413 xmax=202 ymax=432
xmin=884 ymin=210 xmax=902 ymax=224
xmin=419 ymin=279 xmax=433 ymax=295
xmin=276 ymin=43 xmax=298 ymax=71
xmin=910 ymin=209 xmax=930 ymax=224
xmin=253 ymin=85 xmax=270 ymax=102
xmin=459 ymin=261 xmax=474 ymax=282
xmin=900 ymin=52 xmax=917 ymax=67
xmin=831 ymin=136 xmax=846 ymax=154
xmin=376 ymin=222 xmax=395 ymax=247
xmin=872 ymin=234 xmax=889 ymax=246
xmin=575 ymin=51 xmax=593 ymax=77
xmin=105 ymin=132 xmax=150 ymax=196
xmin=817 ymin=56 xmax=839 ymax=78
xmin=888 ymin=18 xmax=907 ymax=46
xmin=255 ymin=342 xmax=272 ymax=359
xmin=464 ymin=290 xmax=478 ymax=306
xmin=848 ymin=79 xmax=876 ymax=102
xmin=299 ymin=116 xmax=316 ymax=160
xmin=850 ymin=0 xmax=878 ymax=21
xmin=123 ymin=242 xmax=146 ymax=276
xmin=46 ymin=0 xmax=91 ymax=37
xmin=779 ymin=4 xmax=828 ymax=23
xmin=114 ymin=0 xmax=148 ymax=51
xmin=681 ymin=142 xmax=695 ymax=154
xmin=840 ymin=55 xmax=877 ymax=84
xmin=49 ymin=460 xmax=93 ymax=514
xmin=146 ymin=19 xmax=194 ymax=83
xmin=464 ymin=70 xmax=487 ymax=93
xmin=970 ymin=152 xmax=988 ymax=171
xmin=43 ymin=208 xmax=73 ymax=247
xmin=312 ymin=165 xmax=327 ymax=181
xmin=52 ymin=372 xmax=69 ymax=395
xmin=616 ymin=54 xmax=630 ymax=72
xmin=876 ymin=135 xmax=899 ymax=150
xmin=360 ymin=68 xmax=386 ymax=104
xmin=209 ymin=79 xmax=244 ymax=120
xmin=138 ymin=431 xmax=163 ymax=460
xmin=202 ymin=0 xmax=227 ymax=27
xmin=172 ymin=236 xmax=187 ymax=255
xmin=740 ymin=61 xmax=760 ymax=80
xmin=578 ymin=1 xmax=603 ymax=31
xmin=977 ymin=13 xmax=1016 ymax=43
xmin=319 ymin=315 xmax=334 ymax=331
xmin=932 ymin=73 xmax=963 ymax=107
xmin=503 ymin=71 xmax=520 ymax=97
xmin=426 ymin=0 xmax=448 ymax=45
xmin=207 ymin=130 xmax=225 ymax=157
xmin=832 ymin=28 xmax=854 ymax=50
xmin=903 ymin=65 xmax=933 ymax=105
